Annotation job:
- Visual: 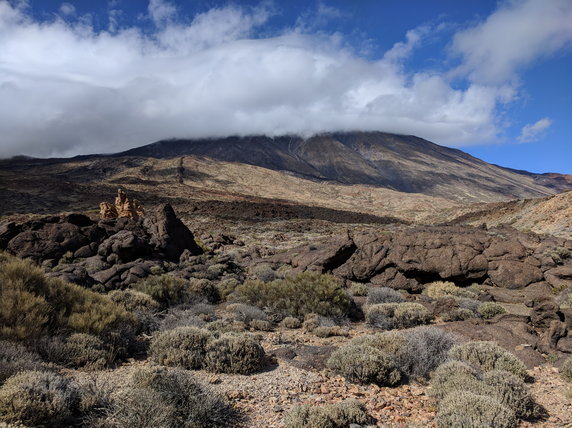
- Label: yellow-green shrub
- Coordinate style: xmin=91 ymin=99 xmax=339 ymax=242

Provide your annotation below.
xmin=424 ymin=281 xmax=476 ymax=299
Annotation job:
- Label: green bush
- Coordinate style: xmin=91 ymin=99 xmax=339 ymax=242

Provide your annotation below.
xmin=0 ymin=341 xmax=44 ymax=385
xmin=561 ymin=356 xmax=572 ymax=381
xmin=424 ymin=281 xmax=476 ymax=299
xmin=108 ymin=289 xmax=160 ymax=313
xmin=216 ymin=278 xmax=239 ymax=301
xmin=0 ymin=370 xmax=80 ymax=426
xmin=349 ymin=283 xmax=369 ymax=297
xmin=149 ymin=327 xmax=212 ymax=370
xmin=436 ymin=391 xmax=517 ymax=428
xmin=449 ymin=341 xmax=528 ymax=379
xmin=0 ymin=254 xmax=134 ymax=341
xmin=366 ymin=287 xmax=405 ymax=304
xmin=366 ymin=303 xmax=432 ymax=330
xmin=441 ymin=307 xmax=475 ymax=322
xmin=399 ymin=327 xmax=457 ymax=380
xmin=204 ymin=334 xmax=266 ymax=374
xmin=350 ymin=331 xmax=407 ymax=359
xmin=285 ymin=399 xmax=370 ymax=428
xmin=134 ymin=274 xmax=192 ymax=306
xmin=188 ymin=278 xmax=219 ymax=303
xmin=429 ymin=360 xmax=482 ymax=402
xmin=234 ymin=272 xmax=352 ymax=318
xmin=483 ymin=370 xmax=537 ymax=419
xmin=327 ymin=344 xmax=401 ymax=386
xmin=477 ymin=302 xmax=507 ymax=319
xmin=280 ymin=317 xmax=302 ymax=329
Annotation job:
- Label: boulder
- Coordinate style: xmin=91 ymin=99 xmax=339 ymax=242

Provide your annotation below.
xmin=97 ymin=230 xmax=151 ymax=263
xmin=544 ymin=266 xmax=572 ymax=290
xmin=487 ymin=260 xmax=543 ymax=289
xmin=143 ymin=204 xmax=202 ymax=261
xmin=529 ymin=298 xmax=562 ymax=329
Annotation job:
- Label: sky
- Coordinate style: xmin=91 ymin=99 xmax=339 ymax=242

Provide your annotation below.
xmin=0 ymin=0 xmax=571 ymax=173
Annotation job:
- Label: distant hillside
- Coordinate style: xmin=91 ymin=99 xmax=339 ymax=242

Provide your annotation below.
xmin=120 ymin=132 xmax=572 ymax=203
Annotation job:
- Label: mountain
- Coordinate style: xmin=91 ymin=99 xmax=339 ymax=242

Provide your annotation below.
xmin=119 ymin=132 xmax=572 ymax=203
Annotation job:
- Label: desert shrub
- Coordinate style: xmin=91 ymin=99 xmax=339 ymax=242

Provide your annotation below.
xmin=234 ymin=272 xmax=352 ymax=318
xmin=131 ymin=367 xmax=235 ymax=427
xmin=327 ymin=344 xmax=401 ymax=386
xmin=429 ymin=360 xmax=482 ymax=402
xmin=149 ymin=327 xmax=212 ymax=369
xmin=249 ymin=319 xmax=273 ymax=331
xmin=351 ymin=331 xmax=407 ymax=358
xmin=280 ymin=317 xmax=302 ymax=329
xmin=284 ymin=399 xmax=369 ymax=428
xmin=0 ymin=370 xmax=80 ymax=426
xmin=483 ymin=370 xmax=537 ymax=419
xmin=449 ymin=341 xmax=528 ymax=379
xmin=108 ymin=289 xmax=160 ymax=312
xmin=477 ymin=301 xmax=507 ymax=319
xmin=313 ymin=326 xmax=349 ymax=338
xmin=302 ymin=313 xmax=338 ymax=332
xmin=441 ymin=307 xmax=475 ymax=322
xmin=206 ymin=264 xmax=226 ymax=280
xmin=184 ymin=303 xmax=216 ymax=321
xmin=349 ymin=282 xmax=369 ymax=297
xmin=226 ymin=303 xmax=268 ymax=323
xmin=435 ymin=391 xmax=517 ymax=428
xmin=366 ymin=287 xmax=405 ymax=305
xmin=204 ymin=334 xmax=266 ymax=374
xmin=456 ymin=297 xmax=481 ymax=313
xmin=160 ymin=309 xmax=208 ymax=331
xmin=39 ymin=334 xmax=111 ymax=370
xmin=399 ymin=327 xmax=457 ymax=380
xmin=134 ymin=274 xmax=193 ymax=306
xmin=0 ymin=341 xmax=43 ymax=385
xmin=188 ymin=278 xmax=219 ymax=303
xmin=366 ymin=303 xmax=432 ymax=330
xmin=0 ymin=254 xmax=134 ymax=341
xmin=424 ymin=281 xmax=476 ymax=299
xmin=561 ymin=356 xmax=572 ymax=381
xmin=253 ymin=264 xmax=276 ymax=282
xmin=216 ymin=278 xmax=239 ymax=301
xmin=205 ymin=320 xmax=246 ymax=336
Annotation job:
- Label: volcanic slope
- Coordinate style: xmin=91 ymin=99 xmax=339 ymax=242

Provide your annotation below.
xmin=120 ymin=132 xmax=572 ymax=203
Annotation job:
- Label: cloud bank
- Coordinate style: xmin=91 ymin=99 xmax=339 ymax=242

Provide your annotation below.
xmin=518 ymin=118 xmax=553 ymax=143
xmin=0 ymin=0 xmax=570 ymax=157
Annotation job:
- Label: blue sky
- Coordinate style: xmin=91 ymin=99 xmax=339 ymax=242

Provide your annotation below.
xmin=1 ymin=0 xmax=571 ymax=174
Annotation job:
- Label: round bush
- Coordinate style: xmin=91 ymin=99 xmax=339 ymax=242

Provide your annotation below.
xmin=449 ymin=341 xmax=528 ymax=379
xmin=349 ymin=283 xmax=369 ymax=297
xmin=51 ymin=333 xmax=111 ymax=369
xmin=441 ymin=307 xmax=475 ymax=322
xmin=365 ymin=304 xmax=396 ymax=329
xmin=205 ymin=334 xmax=266 ymax=374
xmin=0 ymin=370 xmax=79 ymax=426
xmin=327 ymin=344 xmax=401 ymax=386
xmin=366 ymin=287 xmax=405 ymax=305
xmin=134 ymin=274 xmax=191 ymax=306
xmin=285 ymin=399 xmax=370 ymax=428
xmin=424 ymin=281 xmax=476 ymax=299
xmin=561 ymin=356 xmax=572 ymax=381
xmin=108 ymin=289 xmax=161 ymax=312
xmin=436 ymin=391 xmax=517 ymax=428
xmin=483 ymin=370 xmax=537 ymax=419
xmin=350 ymin=331 xmax=406 ymax=358
xmin=149 ymin=327 xmax=212 ymax=369
xmin=429 ymin=360 xmax=482 ymax=402
xmin=477 ymin=302 xmax=506 ymax=319
xmin=280 ymin=317 xmax=302 ymax=329
xmin=393 ymin=303 xmax=433 ymax=328
xmin=0 ymin=341 xmax=43 ymax=385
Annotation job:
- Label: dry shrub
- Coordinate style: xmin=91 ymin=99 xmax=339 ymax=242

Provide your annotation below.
xmin=424 ymin=281 xmax=476 ymax=299
xmin=349 ymin=283 xmax=369 ymax=297
xmin=326 ymin=345 xmax=401 ymax=386
xmin=188 ymin=278 xmax=219 ymax=303
xmin=429 ymin=360 xmax=483 ymax=402
xmin=0 ymin=341 xmax=44 ymax=385
xmin=0 ymin=254 xmax=134 ymax=341
xmin=313 ymin=326 xmax=349 ymax=338
xmin=204 ymin=334 xmax=266 ymax=374
xmin=159 ymin=309 xmax=207 ymax=331
xmin=205 ymin=320 xmax=246 ymax=336
xmin=477 ymin=302 xmax=507 ymax=319
xmin=0 ymin=370 xmax=80 ymax=426
xmin=285 ymin=399 xmax=370 ymax=428
xmin=561 ymin=356 xmax=572 ymax=381
xmin=134 ymin=274 xmax=192 ymax=306
xmin=226 ymin=303 xmax=268 ymax=323
xmin=39 ymin=333 xmax=111 ymax=370
xmin=149 ymin=327 xmax=212 ymax=369
xmin=449 ymin=341 xmax=528 ymax=379
xmin=366 ymin=287 xmax=405 ymax=305
xmin=441 ymin=307 xmax=475 ymax=322
xmin=234 ymin=272 xmax=352 ymax=318
xmin=280 ymin=317 xmax=302 ymax=329
xmin=483 ymin=370 xmax=538 ymax=419
xmin=435 ymin=391 xmax=517 ymax=428
xmin=366 ymin=303 xmax=432 ymax=330
xmin=108 ymin=289 xmax=160 ymax=312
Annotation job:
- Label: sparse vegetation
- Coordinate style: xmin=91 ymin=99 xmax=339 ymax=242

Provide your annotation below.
xmin=366 ymin=287 xmax=405 ymax=304
xmin=366 ymin=302 xmax=432 ymax=330
xmin=561 ymin=356 xmax=572 ymax=381
xmin=285 ymin=399 xmax=370 ymax=428
xmin=234 ymin=272 xmax=352 ymax=318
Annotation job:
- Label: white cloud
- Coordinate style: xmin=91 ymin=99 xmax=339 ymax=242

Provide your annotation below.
xmin=59 ymin=3 xmax=76 ymax=17
xmin=452 ymin=0 xmax=572 ymax=84
xmin=0 ymin=0 xmax=569 ymax=158
xmin=518 ymin=117 xmax=553 ymax=142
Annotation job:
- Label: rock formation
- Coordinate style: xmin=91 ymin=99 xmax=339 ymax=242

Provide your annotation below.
xmin=99 ymin=189 xmax=144 ymax=220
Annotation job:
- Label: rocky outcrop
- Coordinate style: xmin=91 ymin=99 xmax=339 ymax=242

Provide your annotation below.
xmin=0 ymin=204 xmax=202 ymax=289
xmin=99 ymin=189 xmax=144 ymax=220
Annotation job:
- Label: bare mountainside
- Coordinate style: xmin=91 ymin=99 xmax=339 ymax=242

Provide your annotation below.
xmin=119 ymin=132 xmax=572 ymax=203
